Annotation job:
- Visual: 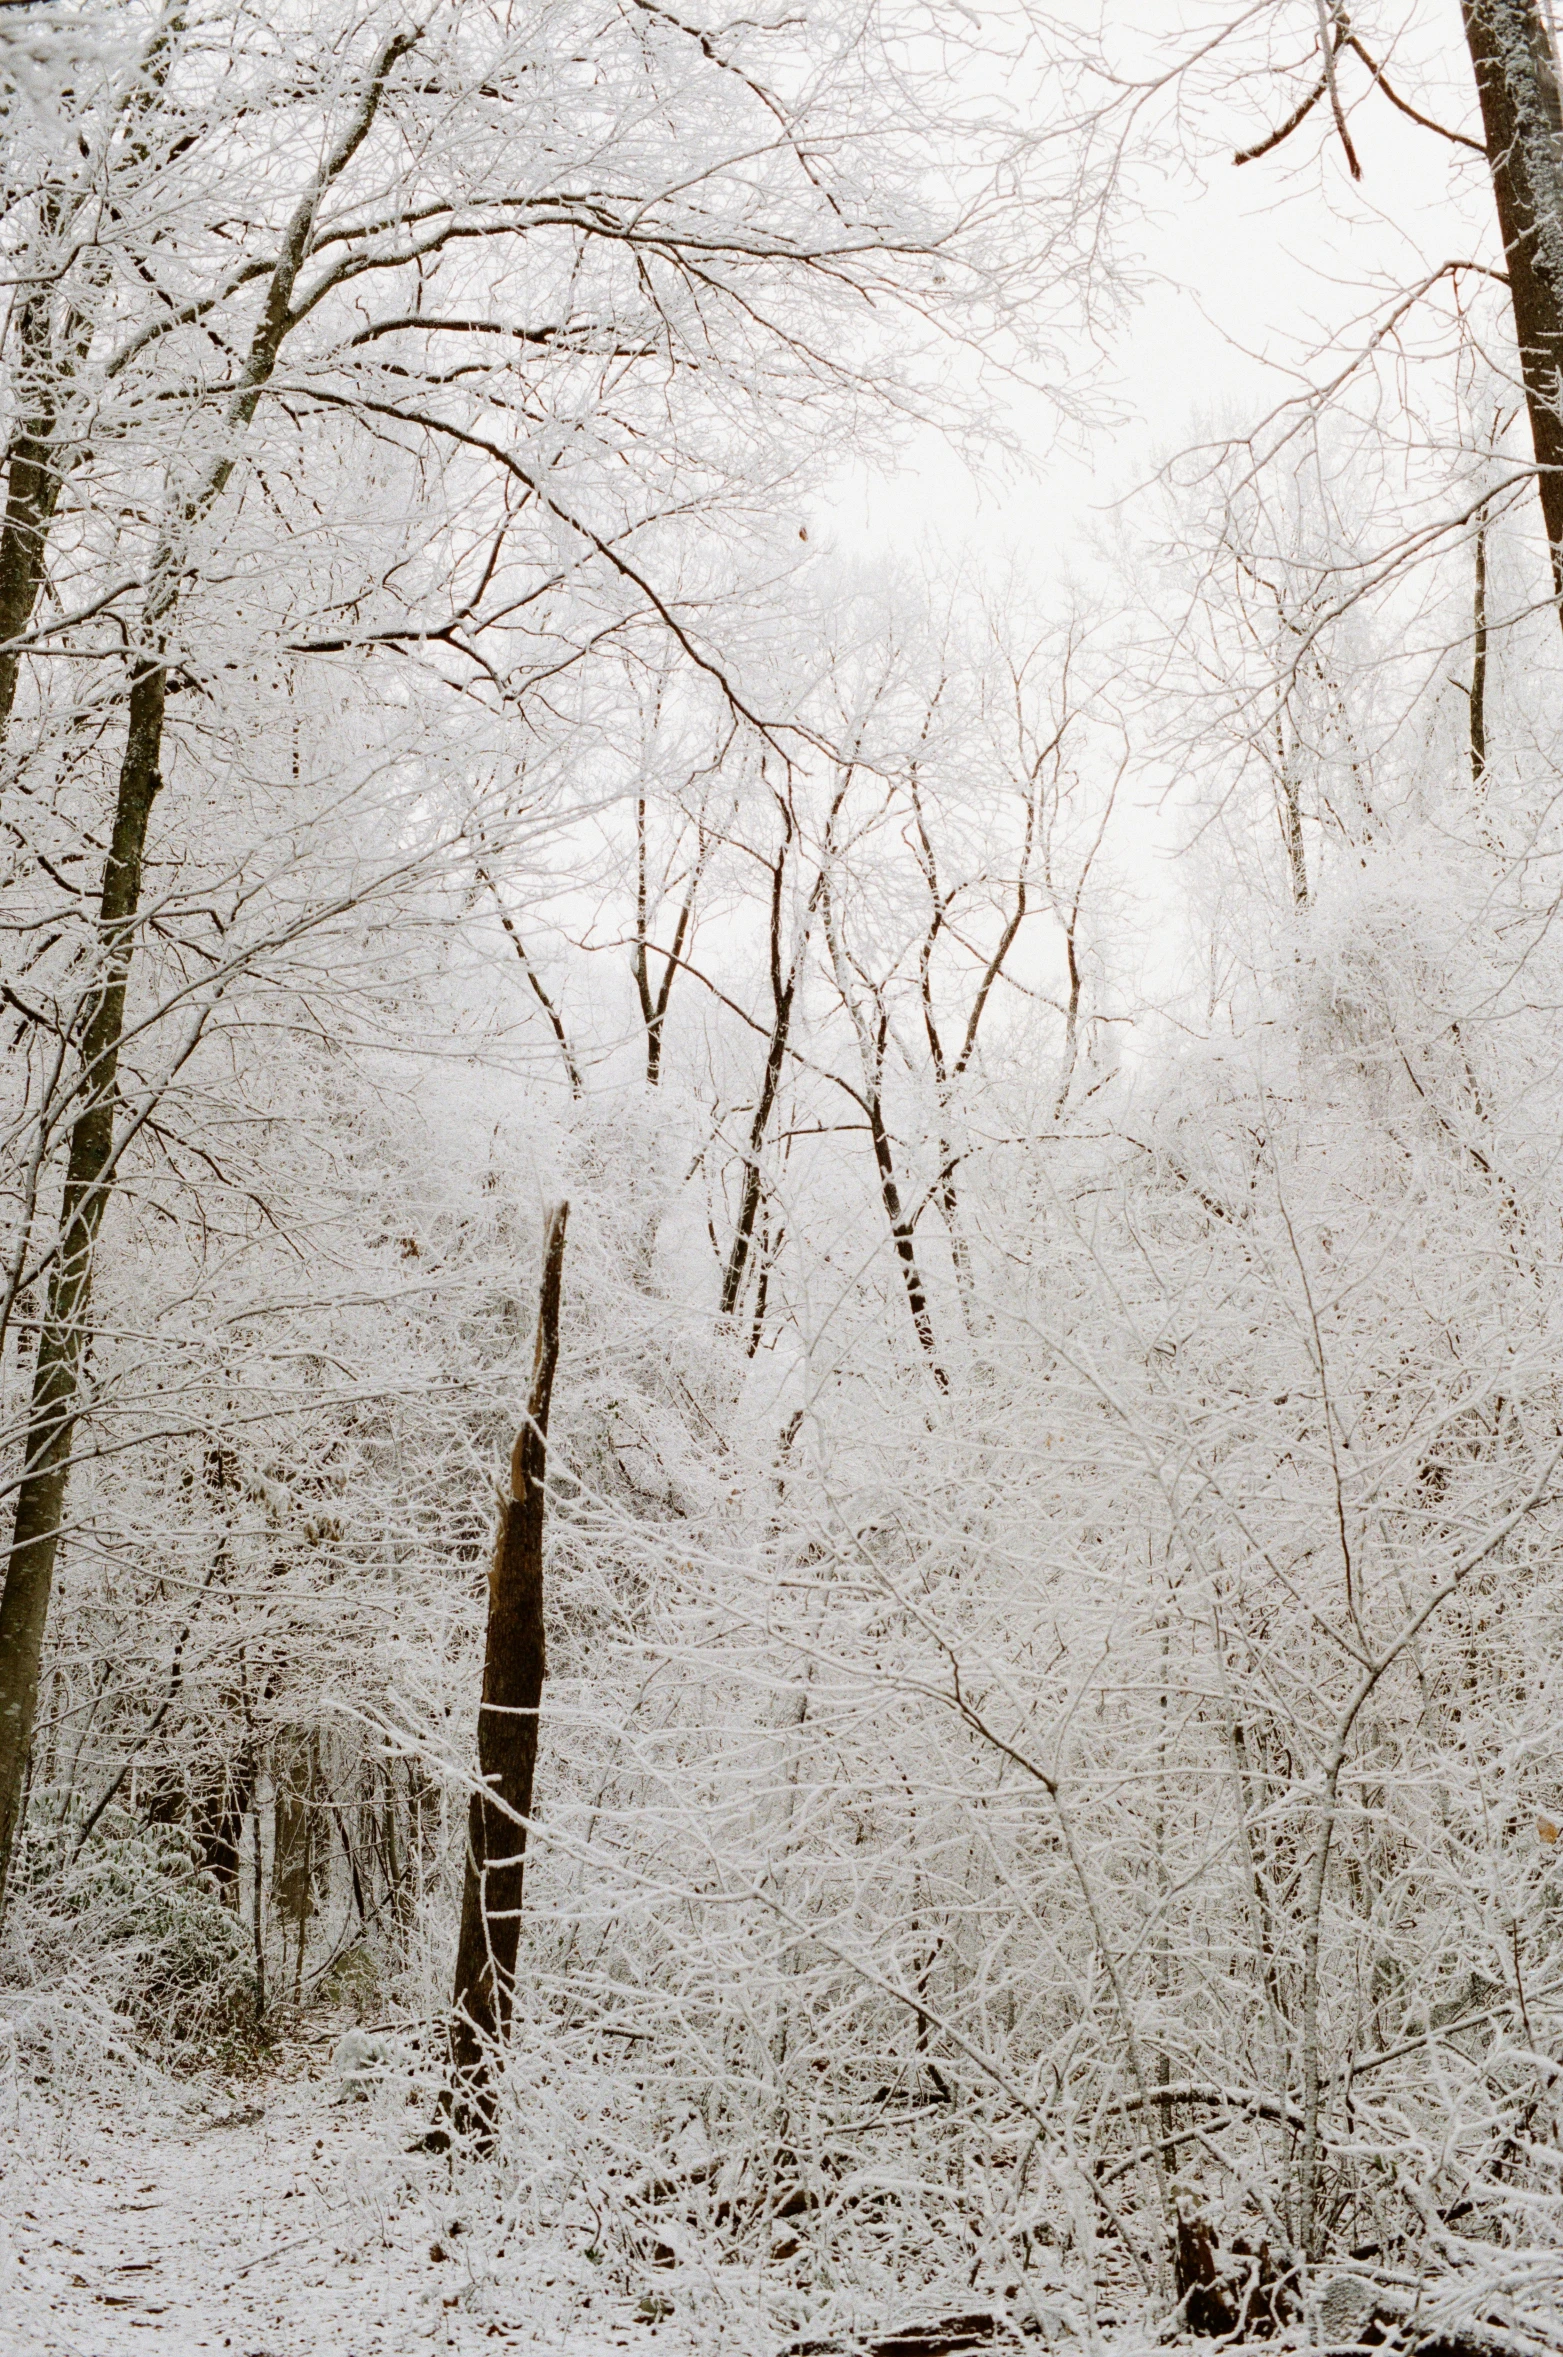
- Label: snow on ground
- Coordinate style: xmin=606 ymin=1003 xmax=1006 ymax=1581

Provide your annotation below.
xmin=0 ymin=2051 xmax=695 ymax=2357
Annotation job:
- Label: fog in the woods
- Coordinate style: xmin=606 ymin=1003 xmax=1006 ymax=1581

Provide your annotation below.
xmin=3 ymin=5 xmax=1563 ymax=2354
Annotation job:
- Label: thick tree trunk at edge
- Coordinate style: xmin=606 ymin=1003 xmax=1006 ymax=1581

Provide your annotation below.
xmin=1462 ymin=0 xmax=1563 ymax=618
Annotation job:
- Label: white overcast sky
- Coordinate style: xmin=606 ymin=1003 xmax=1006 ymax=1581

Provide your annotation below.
xmin=846 ymin=0 xmax=1507 ymax=580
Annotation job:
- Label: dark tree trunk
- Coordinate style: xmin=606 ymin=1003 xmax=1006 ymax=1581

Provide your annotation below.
xmin=865 ymin=1075 xmax=946 ymax=1390
xmin=1462 ymin=0 xmax=1563 ymax=616
xmin=0 ymin=385 xmax=71 ymax=742
xmin=721 ymin=981 xmax=795 ymax=1320
xmin=274 ymin=1731 xmax=325 ymax=1996
xmin=446 ymin=1202 xmax=568 ymax=2138
xmin=721 ymin=827 xmax=821 ymax=1322
xmin=0 ymin=30 xmax=415 ymax=1925
xmin=1471 ymin=504 xmax=1491 ymax=781
xmin=0 ymin=201 xmax=98 ymax=758
xmin=0 ymin=661 xmax=167 ymax=1909
xmin=632 ymin=800 xmax=704 ymax=1088
xmin=194 ymin=1742 xmax=259 ymax=1904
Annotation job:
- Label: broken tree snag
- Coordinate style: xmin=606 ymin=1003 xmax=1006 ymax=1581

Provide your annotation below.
xmin=447 ymin=1200 xmax=568 ymax=2136
xmin=1461 ymin=0 xmax=1563 ymax=615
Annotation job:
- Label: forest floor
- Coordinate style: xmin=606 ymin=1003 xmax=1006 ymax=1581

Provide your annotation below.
xmin=0 ymin=2003 xmax=1117 ymax=2357
xmin=0 ymin=2041 xmax=699 ymax=2356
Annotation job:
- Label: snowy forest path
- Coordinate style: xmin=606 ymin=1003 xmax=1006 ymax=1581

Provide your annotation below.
xmin=0 ymin=2053 xmax=651 ymax=2355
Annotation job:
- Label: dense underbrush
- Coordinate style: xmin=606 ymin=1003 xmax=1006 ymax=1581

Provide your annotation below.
xmin=7 ymin=1803 xmax=255 ymax=2053
xmin=8 ymin=1878 xmax=1563 ymax=2357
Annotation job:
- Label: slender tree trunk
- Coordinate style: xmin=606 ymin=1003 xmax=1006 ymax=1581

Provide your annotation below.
xmin=193 ymin=1740 xmax=258 ymax=1905
xmin=250 ymin=1793 xmax=267 ymax=2025
xmin=1277 ymin=719 xmax=1309 ymax=908
xmin=477 ymin=864 xmax=583 ymax=1097
xmin=632 ymin=800 xmax=704 ymax=1088
xmin=916 ymin=968 xmax=978 ymax=1338
xmin=721 ymin=837 xmax=821 ymax=1321
xmin=0 ymin=661 xmax=166 ymax=1907
xmin=1471 ymin=504 xmax=1490 ymax=782
xmin=864 ymin=1062 xmax=946 ymax=1389
xmin=0 ymin=30 xmax=414 ymax=1922
xmin=908 ymin=758 xmax=1037 ymax=1327
xmin=446 ymin=1201 xmax=567 ymax=2139
xmin=745 ymin=1212 xmax=782 ymax=1356
xmin=821 ymin=844 xmax=945 ymax=1386
xmin=1461 ymin=0 xmax=1563 ymax=617
xmin=722 ymin=981 xmax=795 ymax=1320
xmin=274 ymin=1730 xmax=324 ymax=2000
xmin=0 ymin=198 xmax=100 ymax=761
xmin=0 ymin=355 xmax=72 ymax=742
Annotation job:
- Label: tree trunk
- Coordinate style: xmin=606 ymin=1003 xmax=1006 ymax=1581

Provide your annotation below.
xmin=446 ymin=1201 xmax=567 ymax=2138
xmin=0 ymin=331 xmax=74 ymax=742
xmin=0 ymin=191 xmax=103 ymax=762
xmin=866 ymin=1079 xmax=946 ymax=1389
xmin=0 ymin=29 xmax=415 ymax=1924
xmin=721 ymin=980 xmax=795 ymax=1320
xmin=1278 ymin=722 xmax=1309 ymax=909
xmin=722 ymin=835 xmax=822 ymax=1321
xmin=0 ymin=8 xmax=193 ymax=761
xmin=632 ymin=799 xmax=704 ymax=1088
xmin=1462 ymin=0 xmax=1563 ymax=615
xmin=0 ymin=660 xmax=166 ymax=1911
xmin=193 ymin=1741 xmax=258 ymax=1905
xmin=274 ymin=1730 xmax=324 ymax=1998
xmin=477 ymin=863 xmax=583 ymax=1097
xmin=1471 ymin=503 xmax=1491 ymax=782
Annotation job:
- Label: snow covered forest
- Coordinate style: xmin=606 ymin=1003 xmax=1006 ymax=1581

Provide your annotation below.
xmin=8 ymin=1 xmax=1563 ymax=2350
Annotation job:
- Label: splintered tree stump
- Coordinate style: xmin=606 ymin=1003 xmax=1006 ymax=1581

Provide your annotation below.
xmin=444 ymin=1200 xmax=567 ymax=2141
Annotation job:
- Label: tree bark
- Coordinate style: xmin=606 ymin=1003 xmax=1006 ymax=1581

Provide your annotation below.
xmin=274 ymin=1732 xmax=324 ymax=1978
xmin=633 ymin=799 xmax=705 ymax=1088
xmin=0 ymin=275 xmax=83 ymax=745
xmin=0 ymin=13 xmax=197 ymax=761
xmin=0 ymin=659 xmax=166 ymax=1907
xmin=722 ymin=999 xmax=792 ymax=1320
xmin=446 ymin=1201 xmax=567 ymax=2137
xmin=1471 ymin=503 xmax=1491 ymax=782
xmin=1277 ymin=717 xmax=1309 ymax=908
xmin=864 ymin=1059 xmax=946 ymax=1389
xmin=0 ymin=29 xmax=416 ymax=1920
xmin=1462 ymin=0 xmax=1563 ymax=615
xmin=193 ymin=1741 xmax=258 ymax=1905
xmin=721 ymin=841 xmax=816 ymax=1319
xmin=820 ymin=813 xmax=947 ymax=1386
xmin=916 ymin=973 xmax=978 ymax=1344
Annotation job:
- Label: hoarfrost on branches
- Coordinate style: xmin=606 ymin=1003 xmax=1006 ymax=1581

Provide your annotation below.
xmin=3 ymin=3 xmax=1563 ymax=2353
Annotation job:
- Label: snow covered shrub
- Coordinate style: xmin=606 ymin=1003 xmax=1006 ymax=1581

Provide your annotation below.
xmin=18 ymin=1806 xmax=252 ymax=2046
